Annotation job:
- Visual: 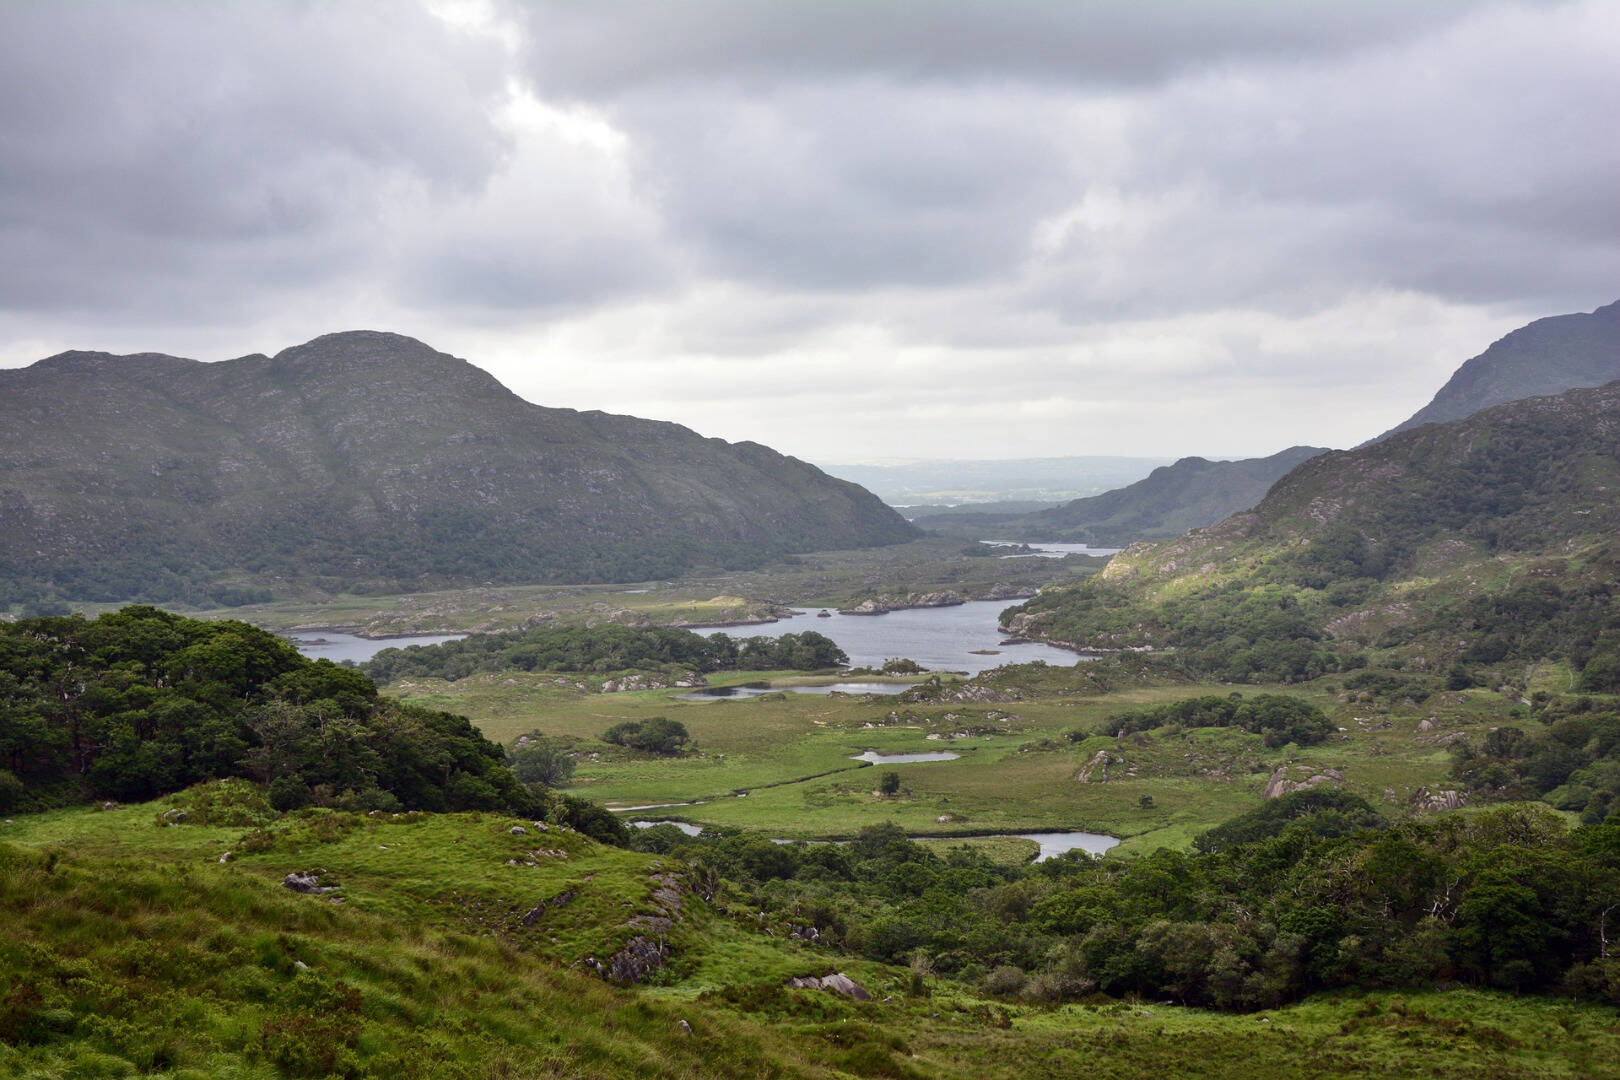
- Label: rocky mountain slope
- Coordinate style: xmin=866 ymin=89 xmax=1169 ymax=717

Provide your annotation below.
xmin=1371 ymin=298 xmax=1620 ymax=442
xmin=0 ymin=331 xmax=916 ymax=603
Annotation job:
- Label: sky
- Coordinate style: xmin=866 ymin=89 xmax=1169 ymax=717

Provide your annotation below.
xmin=1 ymin=0 xmax=1617 ymax=463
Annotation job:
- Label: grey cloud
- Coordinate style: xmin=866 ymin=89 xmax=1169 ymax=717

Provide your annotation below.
xmin=618 ymin=81 xmax=1076 ymax=289
xmin=514 ymin=0 xmax=1508 ymax=95
xmin=0 ymin=1 xmax=510 ymax=318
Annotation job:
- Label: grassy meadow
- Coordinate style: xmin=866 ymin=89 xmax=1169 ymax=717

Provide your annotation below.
xmin=385 ymin=660 xmax=1525 ymax=853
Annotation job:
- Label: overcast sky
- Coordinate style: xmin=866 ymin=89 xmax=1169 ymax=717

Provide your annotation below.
xmin=2 ymin=1 xmax=1616 ymax=463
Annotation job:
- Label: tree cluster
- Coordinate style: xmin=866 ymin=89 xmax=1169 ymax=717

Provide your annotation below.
xmin=1450 ymin=698 xmax=1620 ymax=824
xmin=1087 ymin=693 xmax=1335 ymax=748
xmin=600 ymin=717 xmax=691 ymax=755
xmin=0 ymin=607 xmax=533 ymax=817
xmin=638 ymin=803 xmax=1620 ymax=1009
xmin=363 ymin=625 xmax=847 ymax=684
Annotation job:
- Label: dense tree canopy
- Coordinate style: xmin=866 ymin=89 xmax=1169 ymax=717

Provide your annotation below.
xmin=1088 ymin=693 xmax=1335 ymax=748
xmin=0 ymin=607 xmax=534 ymax=815
xmin=644 ymin=807 xmax=1620 ymax=1009
xmin=363 ymin=625 xmax=847 ymax=683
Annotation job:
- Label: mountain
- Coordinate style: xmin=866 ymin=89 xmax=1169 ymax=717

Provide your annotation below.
xmin=1004 ymin=446 xmax=1330 ymax=546
xmin=0 ymin=331 xmax=916 ymax=604
xmin=1003 ymin=381 xmax=1620 ymax=684
xmin=1370 ymin=298 xmax=1620 ymax=442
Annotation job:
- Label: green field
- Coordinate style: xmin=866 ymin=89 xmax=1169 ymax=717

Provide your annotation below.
xmin=385 ymin=662 xmax=1523 ymax=852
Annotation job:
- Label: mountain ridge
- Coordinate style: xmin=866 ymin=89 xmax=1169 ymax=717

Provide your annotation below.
xmin=1370 ymin=298 xmax=1620 ymax=443
xmin=0 ymin=331 xmax=917 ymax=605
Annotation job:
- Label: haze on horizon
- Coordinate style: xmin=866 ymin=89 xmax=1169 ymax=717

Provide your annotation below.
xmin=1 ymin=0 xmax=1616 ymax=463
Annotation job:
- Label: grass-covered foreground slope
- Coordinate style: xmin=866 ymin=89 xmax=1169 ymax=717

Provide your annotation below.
xmin=0 ymin=330 xmax=916 ymax=607
xmin=1003 ymin=381 xmax=1620 ymax=685
xmin=7 ymin=795 xmax=1620 ymax=1080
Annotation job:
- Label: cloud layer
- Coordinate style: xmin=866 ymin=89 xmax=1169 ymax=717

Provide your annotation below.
xmin=2 ymin=0 xmax=1616 ymax=460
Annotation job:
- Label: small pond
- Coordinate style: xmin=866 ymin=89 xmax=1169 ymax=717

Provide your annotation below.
xmin=1010 ymin=831 xmax=1121 ymax=861
xmin=288 ymin=630 xmax=466 ymax=664
xmin=629 ymin=820 xmax=702 ymax=835
xmin=849 ymin=750 xmax=960 ymax=764
xmin=681 ymin=680 xmax=913 ymax=700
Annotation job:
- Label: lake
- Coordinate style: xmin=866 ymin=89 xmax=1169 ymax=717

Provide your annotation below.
xmin=692 ymin=598 xmax=1084 ymax=674
xmin=850 ymin=750 xmax=960 ymax=764
xmin=288 ymin=630 xmax=467 ymax=663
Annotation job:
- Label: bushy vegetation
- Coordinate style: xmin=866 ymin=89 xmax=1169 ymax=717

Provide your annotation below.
xmin=601 ymin=717 xmax=691 ymax=755
xmin=642 ymin=807 xmax=1620 ymax=1010
xmin=506 ymin=731 xmax=575 ymax=788
xmin=1449 ymin=697 xmax=1620 ymax=824
xmin=0 ymin=607 xmax=536 ymax=816
xmin=1087 ymin=693 xmax=1334 ymax=748
xmin=364 ymin=624 xmax=847 ymax=684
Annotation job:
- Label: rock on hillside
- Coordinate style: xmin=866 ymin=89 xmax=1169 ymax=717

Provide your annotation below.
xmin=0 ymin=331 xmax=917 ymax=602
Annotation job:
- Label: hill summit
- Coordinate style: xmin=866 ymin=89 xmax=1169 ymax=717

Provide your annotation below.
xmin=0 ymin=331 xmax=916 ymax=604
xmin=1371 ymin=298 xmax=1620 ymax=442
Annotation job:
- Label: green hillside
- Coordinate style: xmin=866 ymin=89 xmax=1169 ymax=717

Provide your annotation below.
xmin=1002 ymin=381 xmax=1620 ymax=685
xmin=0 ymin=331 xmax=916 ymax=607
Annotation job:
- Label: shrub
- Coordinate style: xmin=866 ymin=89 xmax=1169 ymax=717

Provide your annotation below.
xmin=601 ymin=717 xmax=690 ymax=755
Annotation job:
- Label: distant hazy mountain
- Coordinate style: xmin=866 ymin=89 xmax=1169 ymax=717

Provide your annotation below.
xmin=0 ymin=331 xmax=916 ymax=604
xmin=1001 ymin=446 xmax=1330 ymax=546
xmin=1370 ymin=298 xmax=1620 ymax=443
xmin=818 ymin=456 xmax=1175 ymax=505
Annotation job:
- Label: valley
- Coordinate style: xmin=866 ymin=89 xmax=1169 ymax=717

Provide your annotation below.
xmin=3 ymin=301 xmax=1619 ymax=1079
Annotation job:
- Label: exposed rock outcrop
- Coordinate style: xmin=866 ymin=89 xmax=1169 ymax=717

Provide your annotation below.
xmin=1263 ymin=765 xmax=1346 ymax=799
xmin=1411 ymin=788 xmax=1467 ymax=812
xmin=786 ymin=972 xmax=872 ymax=1000
xmin=1076 ymin=750 xmax=1117 ymax=783
xmin=282 ymin=871 xmax=340 ymax=895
